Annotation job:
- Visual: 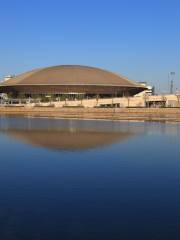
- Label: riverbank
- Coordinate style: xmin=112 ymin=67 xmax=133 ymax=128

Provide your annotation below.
xmin=1 ymin=107 xmax=180 ymax=122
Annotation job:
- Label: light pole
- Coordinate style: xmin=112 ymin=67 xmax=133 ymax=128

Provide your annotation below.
xmin=168 ymin=72 xmax=176 ymax=94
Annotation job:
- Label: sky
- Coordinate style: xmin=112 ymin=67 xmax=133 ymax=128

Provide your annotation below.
xmin=0 ymin=0 xmax=179 ymax=93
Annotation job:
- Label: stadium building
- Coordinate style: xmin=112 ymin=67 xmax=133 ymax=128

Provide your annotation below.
xmin=0 ymin=65 xmax=145 ymax=96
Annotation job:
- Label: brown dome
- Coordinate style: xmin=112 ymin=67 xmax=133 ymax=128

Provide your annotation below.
xmin=0 ymin=65 xmax=145 ymax=95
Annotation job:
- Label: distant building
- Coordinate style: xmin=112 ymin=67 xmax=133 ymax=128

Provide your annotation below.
xmin=145 ymin=94 xmax=180 ymax=108
xmin=135 ymin=82 xmax=154 ymax=97
xmin=3 ymin=75 xmax=15 ymax=82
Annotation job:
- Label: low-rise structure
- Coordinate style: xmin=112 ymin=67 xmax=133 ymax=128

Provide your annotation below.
xmin=146 ymin=94 xmax=180 ymax=108
xmin=135 ymin=82 xmax=154 ymax=97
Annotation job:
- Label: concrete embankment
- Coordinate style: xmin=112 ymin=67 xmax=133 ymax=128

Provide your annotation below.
xmin=1 ymin=107 xmax=180 ymax=122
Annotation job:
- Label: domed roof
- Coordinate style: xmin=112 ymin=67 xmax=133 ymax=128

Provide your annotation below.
xmin=1 ymin=65 xmax=141 ymax=88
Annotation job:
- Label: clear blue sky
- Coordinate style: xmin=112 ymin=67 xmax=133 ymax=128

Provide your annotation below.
xmin=0 ymin=0 xmax=179 ymax=93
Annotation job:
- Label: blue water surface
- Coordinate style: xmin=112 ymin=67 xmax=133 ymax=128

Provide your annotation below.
xmin=0 ymin=116 xmax=180 ymax=240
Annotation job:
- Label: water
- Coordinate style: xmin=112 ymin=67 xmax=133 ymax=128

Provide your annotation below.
xmin=0 ymin=116 xmax=180 ymax=240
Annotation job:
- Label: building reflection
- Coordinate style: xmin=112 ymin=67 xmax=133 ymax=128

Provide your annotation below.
xmin=0 ymin=116 xmax=180 ymax=151
xmin=1 ymin=129 xmax=134 ymax=151
xmin=0 ymin=117 xmax=134 ymax=151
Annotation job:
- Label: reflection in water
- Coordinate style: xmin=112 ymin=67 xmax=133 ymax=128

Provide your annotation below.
xmin=0 ymin=116 xmax=180 ymax=151
xmin=0 ymin=116 xmax=135 ymax=151
xmin=2 ymin=130 xmax=133 ymax=151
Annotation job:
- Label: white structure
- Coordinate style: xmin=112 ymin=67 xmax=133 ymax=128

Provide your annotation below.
xmin=135 ymin=82 xmax=154 ymax=97
xmin=3 ymin=75 xmax=15 ymax=81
